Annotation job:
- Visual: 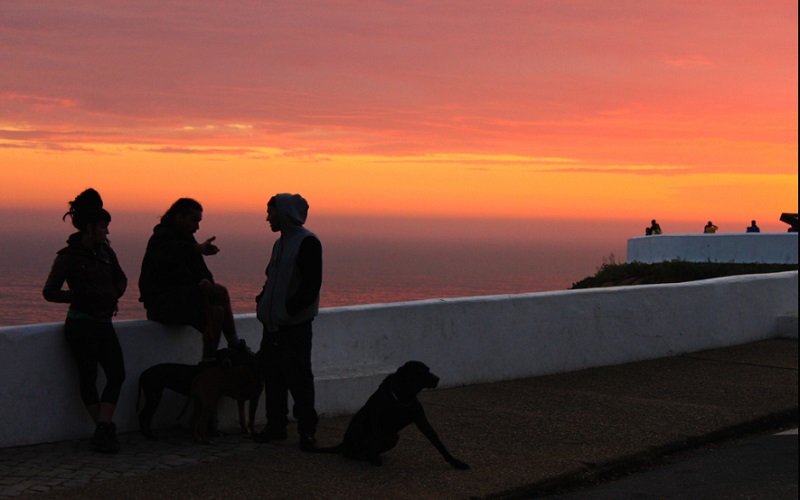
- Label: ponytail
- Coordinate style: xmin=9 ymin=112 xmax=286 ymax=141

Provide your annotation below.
xmin=63 ymin=188 xmax=111 ymax=231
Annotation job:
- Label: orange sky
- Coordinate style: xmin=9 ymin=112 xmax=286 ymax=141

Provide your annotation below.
xmin=1 ymin=1 xmax=797 ymax=231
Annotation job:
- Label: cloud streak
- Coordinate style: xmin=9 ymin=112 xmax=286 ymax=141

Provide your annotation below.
xmin=0 ymin=0 xmax=796 ymax=220
xmin=3 ymin=2 xmax=795 ymax=139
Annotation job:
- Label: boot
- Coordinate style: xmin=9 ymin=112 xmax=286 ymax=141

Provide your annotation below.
xmin=91 ymin=421 xmax=120 ymax=454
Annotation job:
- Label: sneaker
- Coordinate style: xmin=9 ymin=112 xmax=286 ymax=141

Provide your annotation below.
xmin=299 ymin=433 xmax=317 ymax=451
xmin=253 ymin=428 xmax=287 ymax=443
xmin=91 ymin=422 xmax=120 ymax=454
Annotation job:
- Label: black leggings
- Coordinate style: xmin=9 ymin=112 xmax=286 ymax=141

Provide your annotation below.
xmin=64 ymin=317 xmax=126 ymax=406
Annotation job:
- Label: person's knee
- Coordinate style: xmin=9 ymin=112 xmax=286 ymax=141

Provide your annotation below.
xmin=105 ymin=365 xmax=125 ymax=390
xmin=208 ymin=304 xmax=225 ymax=327
xmin=209 ymin=284 xmax=230 ymax=304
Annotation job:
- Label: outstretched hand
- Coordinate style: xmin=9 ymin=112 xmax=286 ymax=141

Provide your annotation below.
xmin=199 ymin=236 xmax=219 ymax=256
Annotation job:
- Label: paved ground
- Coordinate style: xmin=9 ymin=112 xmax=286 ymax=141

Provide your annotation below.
xmin=547 ymin=428 xmax=798 ymax=499
xmin=0 ymin=338 xmax=796 ymax=499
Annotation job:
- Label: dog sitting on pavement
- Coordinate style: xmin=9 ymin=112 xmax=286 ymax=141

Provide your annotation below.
xmin=310 ymin=361 xmax=469 ymax=469
xmin=190 ymin=354 xmax=263 ymax=444
xmin=137 ymin=343 xmax=255 ymax=439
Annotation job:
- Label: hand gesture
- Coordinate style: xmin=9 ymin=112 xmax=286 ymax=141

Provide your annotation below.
xmin=199 ymin=236 xmax=219 ymax=256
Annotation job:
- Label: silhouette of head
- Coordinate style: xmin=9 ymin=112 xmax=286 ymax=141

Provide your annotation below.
xmin=63 ymin=188 xmax=111 ymax=232
xmin=266 ymin=193 xmax=309 ymax=233
xmin=161 ymin=198 xmax=203 ymax=236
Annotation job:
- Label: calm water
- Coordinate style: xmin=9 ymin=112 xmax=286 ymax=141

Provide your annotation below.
xmin=0 ymin=214 xmax=632 ymax=327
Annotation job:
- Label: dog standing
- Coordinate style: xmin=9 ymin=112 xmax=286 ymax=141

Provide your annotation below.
xmin=137 ymin=361 xmax=209 ymax=438
xmin=137 ymin=346 xmax=256 ymax=439
xmin=190 ymin=357 xmax=263 ymax=444
xmin=311 ymin=361 xmax=469 ymax=469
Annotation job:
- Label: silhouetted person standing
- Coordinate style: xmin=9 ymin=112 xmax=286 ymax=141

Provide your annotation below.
xmin=253 ymin=193 xmax=322 ymax=450
xmin=139 ymin=198 xmax=243 ymax=361
xmin=704 ymin=221 xmax=718 ymax=234
xmin=746 ymin=220 xmax=760 ymax=233
xmin=43 ymin=189 xmax=127 ymax=453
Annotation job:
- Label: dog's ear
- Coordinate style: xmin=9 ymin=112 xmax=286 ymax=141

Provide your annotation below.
xmin=394 ymin=361 xmax=438 ymax=396
xmin=397 ymin=361 xmax=429 ymax=376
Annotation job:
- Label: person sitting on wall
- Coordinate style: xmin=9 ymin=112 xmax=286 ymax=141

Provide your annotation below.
xmin=703 ymin=221 xmax=718 ymax=234
xmin=649 ymin=219 xmax=662 ymax=235
xmin=746 ymin=220 xmax=760 ymax=233
xmin=139 ymin=198 xmax=245 ymax=361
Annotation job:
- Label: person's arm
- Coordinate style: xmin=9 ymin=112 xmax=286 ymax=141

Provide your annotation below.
xmin=286 ymin=237 xmax=322 ymax=316
xmin=107 ymin=246 xmax=128 ymax=299
xmin=42 ymin=254 xmax=73 ymax=304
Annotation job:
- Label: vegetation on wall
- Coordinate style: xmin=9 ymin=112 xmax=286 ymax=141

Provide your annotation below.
xmin=571 ymin=257 xmax=798 ymax=289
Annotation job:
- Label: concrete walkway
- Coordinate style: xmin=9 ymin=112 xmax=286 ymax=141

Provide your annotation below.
xmin=1 ymin=339 xmax=796 ymax=499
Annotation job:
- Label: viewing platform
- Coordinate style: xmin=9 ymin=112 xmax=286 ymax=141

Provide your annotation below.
xmin=1 ymin=271 xmax=797 ymax=450
xmin=0 ymin=271 xmax=797 ymax=497
xmin=1 ymin=338 xmax=796 ymax=498
xmin=627 ymin=232 xmax=798 ymax=264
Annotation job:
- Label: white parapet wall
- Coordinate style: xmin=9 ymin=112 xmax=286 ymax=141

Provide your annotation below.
xmin=627 ymin=232 xmax=798 ymax=264
xmin=0 ymin=271 xmax=797 ymax=448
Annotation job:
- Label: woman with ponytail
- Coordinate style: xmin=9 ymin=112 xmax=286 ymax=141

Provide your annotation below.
xmin=43 ymin=188 xmax=127 ymax=453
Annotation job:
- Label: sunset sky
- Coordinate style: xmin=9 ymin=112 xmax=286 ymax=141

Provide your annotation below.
xmin=1 ymin=0 xmax=797 ymax=232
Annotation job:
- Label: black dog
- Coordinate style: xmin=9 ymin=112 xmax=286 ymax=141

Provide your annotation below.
xmin=311 ymin=361 xmax=469 ymax=469
xmin=137 ymin=346 xmax=253 ymax=438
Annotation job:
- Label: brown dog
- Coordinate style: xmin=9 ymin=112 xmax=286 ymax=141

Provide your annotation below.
xmin=190 ymin=358 xmax=263 ymax=443
xmin=138 ymin=346 xmax=252 ymax=439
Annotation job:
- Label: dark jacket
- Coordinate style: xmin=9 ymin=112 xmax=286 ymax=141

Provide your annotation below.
xmin=43 ymin=233 xmax=127 ymax=319
xmin=138 ymin=223 xmax=213 ymax=308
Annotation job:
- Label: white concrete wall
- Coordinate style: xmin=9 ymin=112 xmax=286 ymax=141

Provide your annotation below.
xmin=0 ymin=271 xmax=797 ymax=448
xmin=627 ymin=233 xmax=798 ymax=264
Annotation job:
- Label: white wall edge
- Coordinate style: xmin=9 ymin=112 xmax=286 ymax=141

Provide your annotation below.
xmin=0 ymin=271 xmax=797 ymax=448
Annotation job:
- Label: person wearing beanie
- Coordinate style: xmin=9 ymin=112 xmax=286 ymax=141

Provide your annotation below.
xmin=43 ymin=188 xmax=127 ymax=453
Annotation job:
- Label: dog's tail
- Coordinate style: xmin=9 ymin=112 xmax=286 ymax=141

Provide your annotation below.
xmin=136 ymin=374 xmax=143 ymax=411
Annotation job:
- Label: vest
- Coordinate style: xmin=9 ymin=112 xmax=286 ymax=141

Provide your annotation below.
xmin=256 ymin=227 xmax=320 ymax=332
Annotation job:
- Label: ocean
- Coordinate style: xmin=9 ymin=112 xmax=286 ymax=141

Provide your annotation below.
xmin=0 ymin=213 xmax=634 ymax=327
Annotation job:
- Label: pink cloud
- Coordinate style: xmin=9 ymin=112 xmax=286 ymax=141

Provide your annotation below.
xmin=0 ymin=0 xmax=796 ymax=167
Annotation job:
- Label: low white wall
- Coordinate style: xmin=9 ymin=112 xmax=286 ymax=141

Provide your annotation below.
xmin=0 ymin=271 xmax=797 ymax=448
xmin=627 ymin=233 xmax=798 ymax=264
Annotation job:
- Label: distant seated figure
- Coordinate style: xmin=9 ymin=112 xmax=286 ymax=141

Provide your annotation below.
xmin=649 ymin=219 xmax=662 ymax=235
xmin=704 ymin=221 xmax=718 ymax=234
xmin=139 ymin=198 xmax=243 ymax=361
xmin=746 ymin=220 xmax=760 ymax=233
